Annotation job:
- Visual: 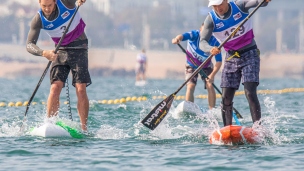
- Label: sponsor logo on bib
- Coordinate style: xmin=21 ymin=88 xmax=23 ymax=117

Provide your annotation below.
xmin=45 ymin=23 xmax=54 ymax=29
xmin=216 ymin=22 xmax=224 ymax=29
xmin=233 ymin=12 xmax=242 ymax=21
xmin=61 ymin=11 xmax=70 ymax=19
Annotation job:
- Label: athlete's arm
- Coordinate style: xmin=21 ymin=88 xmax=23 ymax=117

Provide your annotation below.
xmin=26 ymin=14 xmax=43 ymax=56
xmin=199 ymin=16 xmax=220 ymax=55
xmin=26 ymin=14 xmax=58 ymax=61
xmin=172 ymin=30 xmax=199 ymax=44
xmin=172 ymin=34 xmax=183 ymax=44
xmin=207 ymin=61 xmax=222 ymax=83
xmin=78 ymin=0 xmax=86 ymax=6
xmin=208 ymin=41 xmax=222 ymax=83
xmin=62 ymin=0 xmax=76 ymax=6
xmin=236 ymin=0 xmax=269 ymax=13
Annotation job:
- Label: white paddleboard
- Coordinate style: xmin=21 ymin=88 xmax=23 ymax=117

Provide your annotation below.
xmin=30 ymin=123 xmax=71 ymax=138
xmin=135 ymin=80 xmax=146 ymax=86
xmin=173 ymin=101 xmax=205 ymax=119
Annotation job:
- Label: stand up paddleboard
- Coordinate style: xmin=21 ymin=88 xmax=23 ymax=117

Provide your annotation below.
xmin=174 ymin=101 xmax=205 ymax=116
xmin=135 ymin=80 xmax=146 ymax=86
xmin=209 ymin=125 xmax=258 ymax=145
xmin=30 ymin=121 xmax=83 ymax=138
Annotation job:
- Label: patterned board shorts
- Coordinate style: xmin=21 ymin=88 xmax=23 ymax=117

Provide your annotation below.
xmin=185 ymin=64 xmax=213 ymax=89
xmin=50 ymin=49 xmax=92 ymax=87
xmin=221 ymin=49 xmax=260 ymax=89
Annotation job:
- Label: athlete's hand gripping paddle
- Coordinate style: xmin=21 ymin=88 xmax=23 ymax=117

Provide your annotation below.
xmin=141 ymin=0 xmax=266 ymax=130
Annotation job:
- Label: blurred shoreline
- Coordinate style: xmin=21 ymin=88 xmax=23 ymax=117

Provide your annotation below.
xmin=0 ymin=43 xmax=303 ymax=79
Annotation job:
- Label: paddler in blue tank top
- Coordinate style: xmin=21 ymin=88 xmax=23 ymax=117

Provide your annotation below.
xmin=26 ymin=0 xmax=90 ymax=132
xmin=172 ymin=24 xmax=222 ymax=109
xmin=199 ymin=0 xmax=271 ymax=126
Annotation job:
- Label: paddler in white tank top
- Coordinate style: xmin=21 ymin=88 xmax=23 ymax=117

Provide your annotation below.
xmin=26 ymin=0 xmax=91 ymax=132
xmin=199 ymin=0 xmax=272 ymax=126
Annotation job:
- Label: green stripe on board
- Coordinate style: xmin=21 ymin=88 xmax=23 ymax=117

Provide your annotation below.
xmin=56 ymin=121 xmax=83 ymax=139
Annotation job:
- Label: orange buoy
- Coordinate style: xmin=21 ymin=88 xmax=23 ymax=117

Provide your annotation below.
xmin=209 ymin=125 xmax=258 ymax=145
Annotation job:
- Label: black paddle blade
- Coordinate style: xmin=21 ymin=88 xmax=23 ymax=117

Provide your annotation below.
xmin=141 ymin=94 xmax=175 ymax=130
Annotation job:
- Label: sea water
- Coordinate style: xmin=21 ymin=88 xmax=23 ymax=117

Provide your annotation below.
xmin=0 ymin=76 xmax=303 ymax=170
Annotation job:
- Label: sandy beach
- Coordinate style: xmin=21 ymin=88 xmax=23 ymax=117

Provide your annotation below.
xmin=0 ymin=43 xmax=303 ymax=79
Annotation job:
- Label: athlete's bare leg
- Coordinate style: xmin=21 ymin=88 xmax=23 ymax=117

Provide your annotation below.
xmin=206 ymin=81 xmax=216 ymax=109
xmin=186 ymin=83 xmax=196 ymax=102
xmin=75 ymin=83 xmax=89 ymax=131
xmin=47 ymin=81 xmax=64 ymax=117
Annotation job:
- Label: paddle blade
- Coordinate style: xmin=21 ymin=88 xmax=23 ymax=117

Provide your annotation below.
xmin=141 ymin=94 xmax=175 ymax=130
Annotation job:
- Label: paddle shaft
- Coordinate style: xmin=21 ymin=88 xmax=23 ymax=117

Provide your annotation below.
xmin=177 ymin=44 xmax=243 ymax=119
xmin=23 ymin=6 xmax=80 ymax=118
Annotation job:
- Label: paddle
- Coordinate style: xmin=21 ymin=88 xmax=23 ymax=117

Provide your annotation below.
xmin=141 ymin=0 xmax=265 ymax=130
xmin=21 ymin=6 xmax=80 ymax=126
xmin=177 ymin=43 xmax=243 ymax=121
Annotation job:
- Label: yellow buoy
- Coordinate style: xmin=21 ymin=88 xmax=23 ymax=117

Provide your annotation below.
xmin=0 ymin=102 xmax=6 ymax=107
xmin=126 ymin=97 xmax=131 ymax=102
xmin=216 ymin=94 xmax=221 ymax=98
xmin=23 ymin=101 xmax=29 ymax=106
xmin=107 ymin=100 xmax=114 ymax=104
xmin=114 ymin=99 xmax=120 ymax=104
xmin=120 ymin=98 xmax=126 ymax=103
xmin=8 ymin=102 xmax=15 ymax=107
xmin=131 ymin=96 xmax=137 ymax=101
xmin=101 ymin=100 xmax=107 ymax=104
xmin=15 ymin=101 xmax=23 ymax=107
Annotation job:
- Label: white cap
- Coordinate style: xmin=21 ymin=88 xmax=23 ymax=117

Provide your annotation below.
xmin=208 ymin=0 xmax=224 ymax=7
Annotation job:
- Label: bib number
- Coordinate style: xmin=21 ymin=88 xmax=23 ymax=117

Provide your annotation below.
xmin=224 ymin=25 xmax=245 ymax=38
xmin=60 ymin=26 xmax=67 ymax=34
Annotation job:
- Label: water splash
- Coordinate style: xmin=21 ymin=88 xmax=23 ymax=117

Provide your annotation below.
xmin=95 ymin=125 xmax=129 ymax=139
xmin=254 ymin=96 xmax=286 ymax=145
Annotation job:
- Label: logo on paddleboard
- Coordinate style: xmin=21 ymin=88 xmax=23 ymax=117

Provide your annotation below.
xmin=144 ymin=101 xmax=167 ymax=126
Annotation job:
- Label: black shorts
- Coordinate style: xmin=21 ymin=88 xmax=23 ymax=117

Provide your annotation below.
xmin=50 ymin=49 xmax=91 ymax=87
xmin=185 ymin=64 xmax=213 ymax=89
